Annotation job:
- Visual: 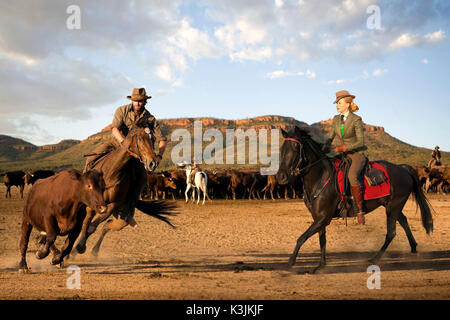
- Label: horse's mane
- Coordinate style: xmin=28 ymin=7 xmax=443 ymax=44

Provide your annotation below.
xmin=92 ymin=127 xmax=145 ymax=174
xmin=287 ymin=126 xmax=334 ymax=176
xmin=289 ymin=126 xmax=326 ymax=156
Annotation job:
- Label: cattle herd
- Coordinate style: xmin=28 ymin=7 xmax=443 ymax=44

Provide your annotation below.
xmin=2 ymin=165 xmax=450 ymax=202
xmin=141 ymin=168 xmax=303 ymax=202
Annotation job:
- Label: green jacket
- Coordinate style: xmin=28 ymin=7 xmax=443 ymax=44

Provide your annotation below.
xmin=327 ymin=111 xmax=367 ymax=153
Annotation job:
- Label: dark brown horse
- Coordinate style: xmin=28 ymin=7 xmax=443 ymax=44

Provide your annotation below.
xmin=74 ymin=124 xmax=177 ymax=257
xmin=276 ymin=126 xmax=434 ymax=273
xmin=19 ymin=170 xmax=107 ymax=271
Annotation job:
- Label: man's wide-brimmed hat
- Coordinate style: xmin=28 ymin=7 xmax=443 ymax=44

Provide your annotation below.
xmin=127 ymin=88 xmax=151 ymax=101
xmin=333 ymin=90 xmax=355 ymax=104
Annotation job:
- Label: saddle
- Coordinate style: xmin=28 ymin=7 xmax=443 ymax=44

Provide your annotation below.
xmin=333 ymin=155 xmax=391 ymax=221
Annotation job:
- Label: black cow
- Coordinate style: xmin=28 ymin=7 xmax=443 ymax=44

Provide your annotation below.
xmin=24 ymin=170 xmax=56 ymax=185
xmin=3 ymin=171 xmax=25 ymax=199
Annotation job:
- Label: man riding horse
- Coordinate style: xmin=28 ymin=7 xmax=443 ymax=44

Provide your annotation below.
xmin=324 ymin=90 xmax=367 ymax=225
xmin=74 ymin=88 xmax=175 ymax=256
xmin=84 ymin=87 xmax=167 ymax=172
xmin=428 ymin=146 xmax=442 ymax=168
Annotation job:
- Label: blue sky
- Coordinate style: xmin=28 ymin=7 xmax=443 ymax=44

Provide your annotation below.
xmin=1 ymin=0 xmax=449 ymax=151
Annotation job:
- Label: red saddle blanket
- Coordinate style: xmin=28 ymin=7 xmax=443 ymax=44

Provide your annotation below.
xmin=333 ymin=159 xmax=391 ymax=200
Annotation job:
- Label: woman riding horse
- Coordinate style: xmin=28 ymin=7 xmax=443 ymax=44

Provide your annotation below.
xmin=325 ymin=90 xmax=367 ymax=225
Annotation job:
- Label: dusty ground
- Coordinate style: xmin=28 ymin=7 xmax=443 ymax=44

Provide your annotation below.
xmin=0 ymin=184 xmax=449 ymax=300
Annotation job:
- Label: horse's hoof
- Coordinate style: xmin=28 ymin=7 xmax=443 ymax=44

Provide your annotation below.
xmin=75 ymin=243 xmax=86 ymax=254
xmin=18 ymin=267 xmax=32 ymax=274
xmin=51 ymin=257 xmax=62 ymax=266
xmin=287 ymin=258 xmax=296 ymax=267
xmin=36 ymin=250 xmax=48 ymax=260
xmin=368 ymin=257 xmax=379 ymax=264
xmin=310 ymin=265 xmax=324 ymax=274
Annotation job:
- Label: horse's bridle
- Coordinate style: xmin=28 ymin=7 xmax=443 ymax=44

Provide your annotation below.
xmin=284 ymin=138 xmax=305 ymax=176
xmin=284 ymin=137 xmax=328 ymax=176
xmin=126 ymin=133 xmax=144 ymax=162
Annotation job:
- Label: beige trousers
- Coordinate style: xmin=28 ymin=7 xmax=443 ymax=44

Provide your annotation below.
xmin=347 ymin=152 xmax=367 ymax=187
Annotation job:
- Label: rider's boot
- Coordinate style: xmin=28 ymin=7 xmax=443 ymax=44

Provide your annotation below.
xmin=350 ymin=185 xmax=365 ymax=225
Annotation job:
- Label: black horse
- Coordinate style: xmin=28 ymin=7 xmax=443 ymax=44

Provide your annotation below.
xmin=276 ymin=126 xmax=434 ymax=273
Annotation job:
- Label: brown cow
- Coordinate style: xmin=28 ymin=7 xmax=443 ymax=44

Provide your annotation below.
xmin=408 ymin=165 xmax=429 ymax=191
xmin=19 ymin=170 xmax=107 ymax=271
xmin=3 ymin=171 xmax=25 ymax=199
xmin=206 ymin=169 xmax=231 ymax=199
xmin=242 ymin=171 xmax=265 ymax=200
xmin=24 ymin=170 xmax=55 ymax=185
xmin=167 ymin=169 xmax=187 ymax=199
xmin=262 ymin=175 xmax=279 ymax=200
xmin=144 ymin=172 xmax=177 ymax=200
xmin=426 ymin=166 xmax=450 ymax=193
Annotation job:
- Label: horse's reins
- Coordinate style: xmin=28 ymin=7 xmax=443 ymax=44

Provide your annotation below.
xmin=285 ymin=137 xmax=334 ymax=200
xmin=83 ymin=135 xmax=144 ymax=163
xmin=83 ymin=131 xmax=151 ymax=190
xmin=126 ymin=135 xmax=143 ymax=162
xmin=284 ymin=138 xmax=328 ymax=175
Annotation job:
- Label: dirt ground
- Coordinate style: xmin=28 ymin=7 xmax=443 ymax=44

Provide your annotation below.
xmin=0 ymin=184 xmax=449 ymax=300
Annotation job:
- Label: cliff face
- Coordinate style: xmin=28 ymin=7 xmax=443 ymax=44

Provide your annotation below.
xmin=83 ymin=115 xmax=304 ymax=142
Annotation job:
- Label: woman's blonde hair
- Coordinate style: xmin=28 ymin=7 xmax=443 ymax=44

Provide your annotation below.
xmin=344 ymin=96 xmax=359 ymax=112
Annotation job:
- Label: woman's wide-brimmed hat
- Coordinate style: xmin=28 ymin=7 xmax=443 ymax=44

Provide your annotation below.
xmin=333 ymin=90 xmax=355 ymax=104
xmin=127 ymin=88 xmax=152 ymax=101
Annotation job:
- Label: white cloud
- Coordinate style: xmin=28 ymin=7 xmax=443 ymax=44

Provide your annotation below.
xmin=388 ymin=33 xmax=420 ymax=50
xmin=206 ymin=0 xmax=449 ymax=65
xmin=299 ymin=31 xmax=311 ymax=40
xmin=423 ymin=58 xmax=429 ymax=65
xmin=305 ymin=69 xmax=316 ymax=79
xmin=373 ymin=68 xmax=389 ymax=77
xmin=274 ymin=0 xmax=284 ymax=8
xmin=0 ymin=54 xmax=131 ymax=120
xmin=230 ymin=46 xmax=272 ymax=62
xmin=388 ymin=29 xmax=446 ymax=51
xmin=215 ymin=18 xmax=268 ymax=52
xmin=267 ymin=70 xmax=289 ymax=79
xmin=156 ymin=60 xmax=173 ymax=82
xmin=266 ymin=69 xmax=315 ymax=79
xmin=168 ymin=18 xmax=223 ymax=60
xmin=424 ymin=30 xmax=446 ymax=43
xmin=327 ymin=79 xmax=346 ymax=85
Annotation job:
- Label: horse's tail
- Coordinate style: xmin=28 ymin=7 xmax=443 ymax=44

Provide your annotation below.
xmin=402 ymin=164 xmax=434 ymax=234
xmin=135 ymin=200 xmax=179 ymax=229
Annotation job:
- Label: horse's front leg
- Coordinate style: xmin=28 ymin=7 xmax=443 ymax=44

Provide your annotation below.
xmin=311 ymin=229 xmax=327 ymax=274
xmin=288 ymin=215 xmax=329 ymax=267
xmin=75 ymin=204 xmax=115 ymax=254
xmin=74 ymin=206 xmax=95 ymax=254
